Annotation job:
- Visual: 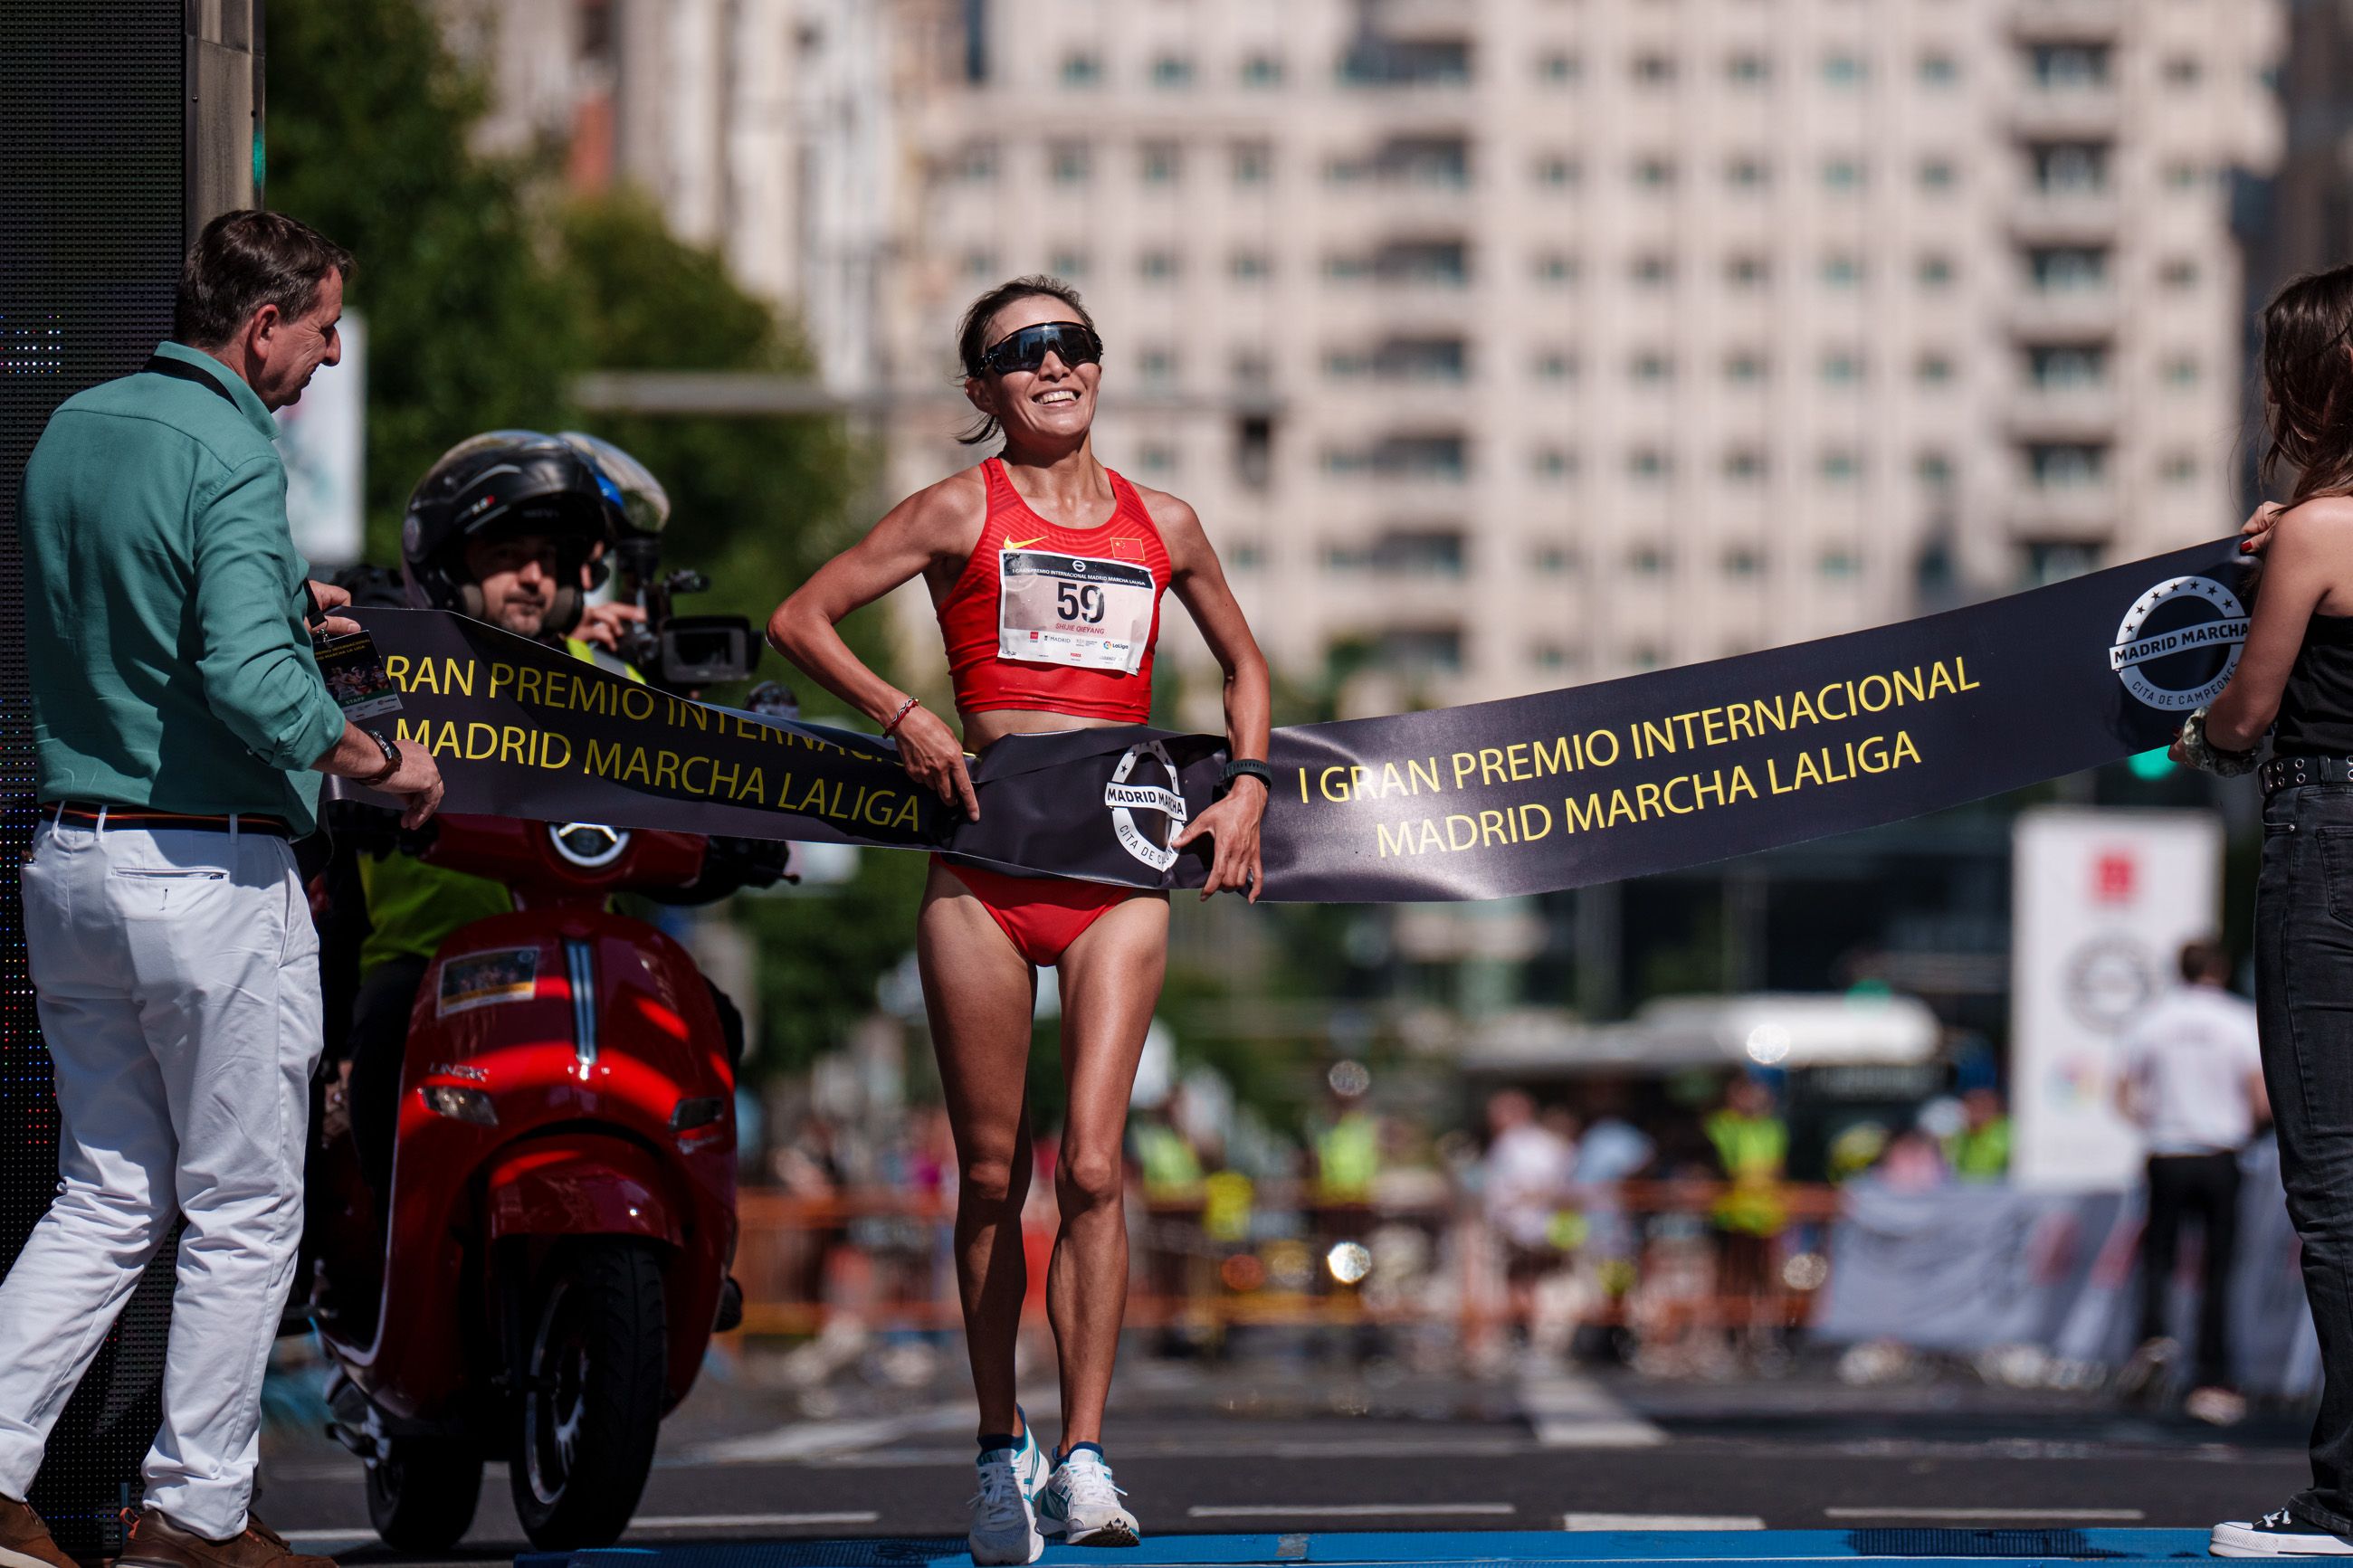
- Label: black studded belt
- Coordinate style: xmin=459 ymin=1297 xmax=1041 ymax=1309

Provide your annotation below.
xmin=2260 ymin=755 xmax=2353 ymax=797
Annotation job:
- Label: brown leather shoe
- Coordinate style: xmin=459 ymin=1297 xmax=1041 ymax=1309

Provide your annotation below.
xmin=117 ymin=1509 xmax=334 ymax=1568
xmin=0 ymin=1496 xmax=77 ymax=1568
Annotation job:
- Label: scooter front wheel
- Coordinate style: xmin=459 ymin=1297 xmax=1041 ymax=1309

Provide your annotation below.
xmin=366 ymin=1438 xmax=483 ymax=1552
xmin=510 ymin=1238 xmax=668 ymax=1550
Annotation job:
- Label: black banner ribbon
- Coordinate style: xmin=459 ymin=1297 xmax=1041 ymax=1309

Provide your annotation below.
xmin=354 ymin=536 xmax=2251 ymax=902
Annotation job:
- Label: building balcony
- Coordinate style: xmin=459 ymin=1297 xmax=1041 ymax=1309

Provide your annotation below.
xmin=2005 ymin=386 xmax=2119 ymax=440
xmin=2011 ymin=86 xmax=2120 ymax=138
xmin=2007 ymin=481 xmax=2118 ymax=539
xmin=2009 ymin=190 xmax=2120 ymax=244
xmin=2007 ymin=288 xmax=2120 ymax=340
xmin=2008 ymin=0 xmax=2122 ymax=43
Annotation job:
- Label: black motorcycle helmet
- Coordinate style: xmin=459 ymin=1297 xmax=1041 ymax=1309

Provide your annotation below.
xmin=401 ymin=430 xmax=615 ymax=634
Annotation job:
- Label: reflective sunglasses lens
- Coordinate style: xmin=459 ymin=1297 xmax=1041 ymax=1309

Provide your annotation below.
xmin=986 ymin=323 xmax=1099 ymax=374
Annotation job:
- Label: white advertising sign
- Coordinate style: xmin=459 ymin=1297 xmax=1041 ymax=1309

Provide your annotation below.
xmin=2010 ymin=805 xmax=2224 ymax=1190
xmin=274 ymin=310 xmax=365 ymax=568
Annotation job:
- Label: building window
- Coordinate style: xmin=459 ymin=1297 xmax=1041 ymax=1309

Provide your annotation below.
xmin=1726 ymin=253 xmax=1770 ymax=289
xmin=2160 ymin=451 xmax=2199 ymax=483
xmin=1535 ymin=153 xmax=1579 ymax=186
xmin=1917 ymin=252 xmax=1956 ymax=288
xmin=1822 ymin=51 xmax=1867 ymax=86
xmin=1727 ymin=156 xmax=1770 ymax=189
xmin=2165 ymin=161 xmax=2205 ymax=190
xmin=2163 ymin=355 xmax=2199 ymax=387
xmin=1538 ymin=51 xmax=1579 ymax=83
xmin=2029 ymin=442 xmax=2106 ymax=487
xmin=1631 ymin=349 xmax=1674 ymax=385
xmin=1138 ymin=347 xmax=1177 ymax=385
xmin=1916 ymin=450 xmax=1954 ymax=487
xmin=1722 ymin=449 xmax=1767 ymax=483
xmin=1819 ymin=449 xmax=1862 ymax=483
xmin=1061 ymin=52 xmax=1102 ymax=88
xmin=1241 ymin=52 xmax=1284 ymax=88
xmin=1633 ymin=252 xmax=1675 ymax=288
xmin=2031 ymin=43 xmax=2110 ymax=90
xmin=963 ymin=247 xmax=998 ymax=279
xmin=1533 ymin=642 xmax=1571 ymax=671
xmin=1820 ymin=349 xmax=1865 ymax=385
xmin=1050 ymin=143 xmax=1091 ymax=185
xmin=2163 ymin=55 xmax=2201 ymax=87
xmin=1533 ymin=446 xmax=1577 ymax=480
xmin=1915 ymin=352 xmax=1955 ymax=385
xmin=1152 ymin=54 xmax=1196 ymax=89
xmin=2030 ymin=245 xmax=2108 ymax=290
xmin=1628 ymin=447 xmax=1673 ymax=482
xmin=1234 ymin=142 xmax=1272 ymax=185
xmin=2032 ymin=142 xmax=2109 ymax=194
xmin=957 ymin=141 xmax=999 ymax=183
xmin=1819 ymin=548 xmax=1861 ymax=578
xmin=1230 ymin=249 xmax=1272 ymax=281
xmin=1724 ymin=546 xmax=1764 ymax=575
xmin=2160 ymin=257 xmax=2200 ymax=290
xmin=1821 ymin=253 xmax=1864 ymax=288
xmin=2030 ymin=345 xmax=2105 ymax=387
xmin=1232 ymin=349 xmax=1271 ymax=385
xmin=2024 ymin=541 xmax=2101 ymax=585
xmin=1630 ymin=545 xmax=1670 ymax=575
xmin=1822 ymin=157 xmax=1865 ymax=191
xmin=1533 ymin=544 xmax=1576 ymax=573
xmin=1917 ymin=51 xmax=1958 ymax=86
xmin=1534 ymin=251 xmax=1579 ymax=285
xmin=1726 ymin=51 xmax=1770 ymax=85
xmin=1138 ymin=442 xmax=1178 ymax=476
xmin=1633 ymin=52 xmax=1677 ymax=86
xmin=1140 ymin=141 xmax=1181 ymax=185
xmin=1633 ymin=155 xmax=1678 ymax=189
xmin=1049 ymin=249 xmax=1090 ymax=278
xmin=1139 ymin=248 xmax=1181 ymax=283
xmin=1533 ymin=349 xmax=1577 ymax=382
xmin=1917 ymin=157 xmax=1957 ymax=191
xmin=1725 ymin=349 xmax=1769 ymax=385
xmin=1229 ymin=540 xmax=1263 ymax=571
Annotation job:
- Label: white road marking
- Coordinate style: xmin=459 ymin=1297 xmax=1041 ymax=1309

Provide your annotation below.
xmin=1564 ymin=1515 xmax=1767 ymax=1531
xmin=1188 ymin=1504 xmax=1517 ymax=1518
xmin=687 ymin=1390 xmax=1049 ymax=1464
xmin=1825 ymin=1507 xmax=2146 ymax=1522
xmin=632 ymin=1513 xmax=881 ymax=1529
xmin=1519 ymin=1373 xmax=1670 ymax=1449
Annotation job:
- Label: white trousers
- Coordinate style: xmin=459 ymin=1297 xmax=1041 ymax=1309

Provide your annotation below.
xmin=0 ymin=817 xmax=319 ymax=1539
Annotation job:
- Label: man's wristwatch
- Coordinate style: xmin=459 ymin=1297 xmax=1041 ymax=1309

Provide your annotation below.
xmin=357 ymin=729 xmax=403 ymax=789
xmin=1217 ymin=757 xmax=1273 ymax=798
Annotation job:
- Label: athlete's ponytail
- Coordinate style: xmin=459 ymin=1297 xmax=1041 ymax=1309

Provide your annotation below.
xmin=955 ymin=274 xmax=1097 ymax=447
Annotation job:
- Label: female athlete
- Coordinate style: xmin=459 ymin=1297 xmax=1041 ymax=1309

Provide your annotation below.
xmin=767 ymin=276 xmax=1271 ymax=1563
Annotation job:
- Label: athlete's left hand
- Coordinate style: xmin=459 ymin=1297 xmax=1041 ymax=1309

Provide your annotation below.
xmin=574 ymin=600 xmax=648 ymax=651
xmin=1174 ymin=776 xmax=1267 ymax=903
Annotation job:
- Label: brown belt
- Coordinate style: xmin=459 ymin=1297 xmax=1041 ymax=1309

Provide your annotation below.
xmin=43 ymin=803 xmax=294 ymax=839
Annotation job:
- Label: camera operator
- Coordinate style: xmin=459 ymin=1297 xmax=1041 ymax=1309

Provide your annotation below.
xmin=338 ymin=432 xmax=650 ymax=1194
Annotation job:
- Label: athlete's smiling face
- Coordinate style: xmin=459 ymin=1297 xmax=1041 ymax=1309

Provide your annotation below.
xmin=967 ymin=294 xmax=1100 ymax=450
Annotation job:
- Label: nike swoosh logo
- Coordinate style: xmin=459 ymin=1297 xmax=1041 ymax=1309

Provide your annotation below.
xmin=1005 ymin=536 xmax=1047 ymax=551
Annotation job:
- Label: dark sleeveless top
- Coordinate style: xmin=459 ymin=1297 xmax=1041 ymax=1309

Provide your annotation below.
xmin=2274 ymin=614 xmax=2353 ymax=758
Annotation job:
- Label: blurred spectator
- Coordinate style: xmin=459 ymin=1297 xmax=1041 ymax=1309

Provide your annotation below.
xmin=1312 ymin=1074 xmax=1381 ymax=1206
xmin=2115 ymin=936 xmax=2269 ymax=1425
xmin=1483 ymin=1089 xmax=1577 ymax=1335
xmin=1875 ymin=1126 xmax=1950 ymax=1193
xmin=1946 ymin=1088 xmax=2013 ymax=1182
xmin=1133 ymin=1098 xmax=1205 ymax=1203
xmin=1706 ymin=1077 xmax=1789 ymax=1323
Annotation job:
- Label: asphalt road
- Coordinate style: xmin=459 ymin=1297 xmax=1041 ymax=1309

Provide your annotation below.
xmin=254 ymin=1345 xmax=2313 ymax=1566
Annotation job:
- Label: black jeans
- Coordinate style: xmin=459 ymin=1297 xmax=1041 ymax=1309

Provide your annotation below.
xmin=2138 ymin=1150 xmax=2241 ymax=1389
xmin=2258 ymin=784 xmax=2353 ymax=1533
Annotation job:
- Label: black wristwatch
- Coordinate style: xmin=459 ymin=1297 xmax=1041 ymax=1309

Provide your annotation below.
xmin=1217 ymin=757 xmax=1273 ymax=797
xmin=357 ymin=728 xmax=402 ymax=789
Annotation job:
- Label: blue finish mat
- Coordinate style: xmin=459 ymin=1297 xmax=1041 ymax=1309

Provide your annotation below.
xmin=518 ymin=1526 xmax=2217 ymax=1568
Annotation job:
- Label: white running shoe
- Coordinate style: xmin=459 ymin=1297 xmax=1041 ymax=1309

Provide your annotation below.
xmin=967 ymin=1425 xmax=1049 ymax=1566
xmin=1039 ymin=1446 xmax=1141 ymax=1547
xmin=2213 ymin=1509 xmax=2353 ymax=1556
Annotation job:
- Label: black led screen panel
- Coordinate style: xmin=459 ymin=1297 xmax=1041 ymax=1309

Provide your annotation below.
xmin=2 ymin=5 xmax=189 ymax=1556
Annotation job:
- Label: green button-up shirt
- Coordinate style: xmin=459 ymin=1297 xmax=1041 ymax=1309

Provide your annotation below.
xmin=21 ymin=340 xmax=348 ymax=833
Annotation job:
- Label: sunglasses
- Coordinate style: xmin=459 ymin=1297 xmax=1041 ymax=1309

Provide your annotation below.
xmin=974 ymin=320 xmax=1104 ymax=376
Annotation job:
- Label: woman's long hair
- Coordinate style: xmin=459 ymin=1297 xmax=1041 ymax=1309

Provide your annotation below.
xmin=2262 ymin=264 xmax=2353 ymax=503
xmin=955 ymin=274 xmax=1097 ymax=447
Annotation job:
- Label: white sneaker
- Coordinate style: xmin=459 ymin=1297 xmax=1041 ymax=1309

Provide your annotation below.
xmin=2214 ymin=1509 xmax=2353 ymax=1556
xmin=1039 ymin=1446 xmax=1140 ymax=1548
xmin=967 ymin=1424 xmax=1049 ymax=1566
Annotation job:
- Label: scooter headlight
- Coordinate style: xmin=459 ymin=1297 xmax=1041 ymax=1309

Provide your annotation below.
xmin=423 ymin=1085 xmax=500 ymax=1126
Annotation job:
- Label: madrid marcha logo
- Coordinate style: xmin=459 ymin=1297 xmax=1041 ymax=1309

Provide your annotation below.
xmin=2110 ymin=574 xmax=2248 ymax=711
xmin=1104 ymin=740 xmax=1188 ymax=872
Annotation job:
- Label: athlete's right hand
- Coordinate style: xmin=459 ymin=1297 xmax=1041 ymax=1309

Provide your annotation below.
xmin=2242 ymin=500 xmax=2286 ymax=555
xmin=892 ymin=705 xmax=980 ymax=820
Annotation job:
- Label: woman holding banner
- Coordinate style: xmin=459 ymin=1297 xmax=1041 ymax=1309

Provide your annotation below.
xmin=2186 ymin=265 xmax=2353 ymax=1558
xmin=767 ymin=276 xmax=1271 ymax=1563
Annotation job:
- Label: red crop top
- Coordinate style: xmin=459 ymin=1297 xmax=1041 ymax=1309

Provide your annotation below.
xmin=936 ymin=457 xmax=1172 ymax=722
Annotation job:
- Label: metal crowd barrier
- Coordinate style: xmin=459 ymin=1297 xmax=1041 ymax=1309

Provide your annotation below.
xmin=729 ymin=1181 xmax=1847 ymax=1341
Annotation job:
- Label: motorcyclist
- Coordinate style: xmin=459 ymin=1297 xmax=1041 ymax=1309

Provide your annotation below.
xmin=338 ymin=430 xmax=698 ymax=1194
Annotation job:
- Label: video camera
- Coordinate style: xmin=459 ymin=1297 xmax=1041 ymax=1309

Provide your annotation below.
xmin=600 ymin=532 xmax=762 ymax=691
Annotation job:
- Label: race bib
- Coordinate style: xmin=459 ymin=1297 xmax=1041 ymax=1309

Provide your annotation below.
xmin=997 ymin=548 xmax=1157 ymax=673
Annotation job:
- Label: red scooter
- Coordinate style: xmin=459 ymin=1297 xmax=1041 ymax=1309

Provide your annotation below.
xmin=309 ymin=812 xmax=771 ymax=1552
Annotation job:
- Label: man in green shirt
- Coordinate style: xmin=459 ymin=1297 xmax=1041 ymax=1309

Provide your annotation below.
xmin=0 ymin=211 xmax=441 ymax=1568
